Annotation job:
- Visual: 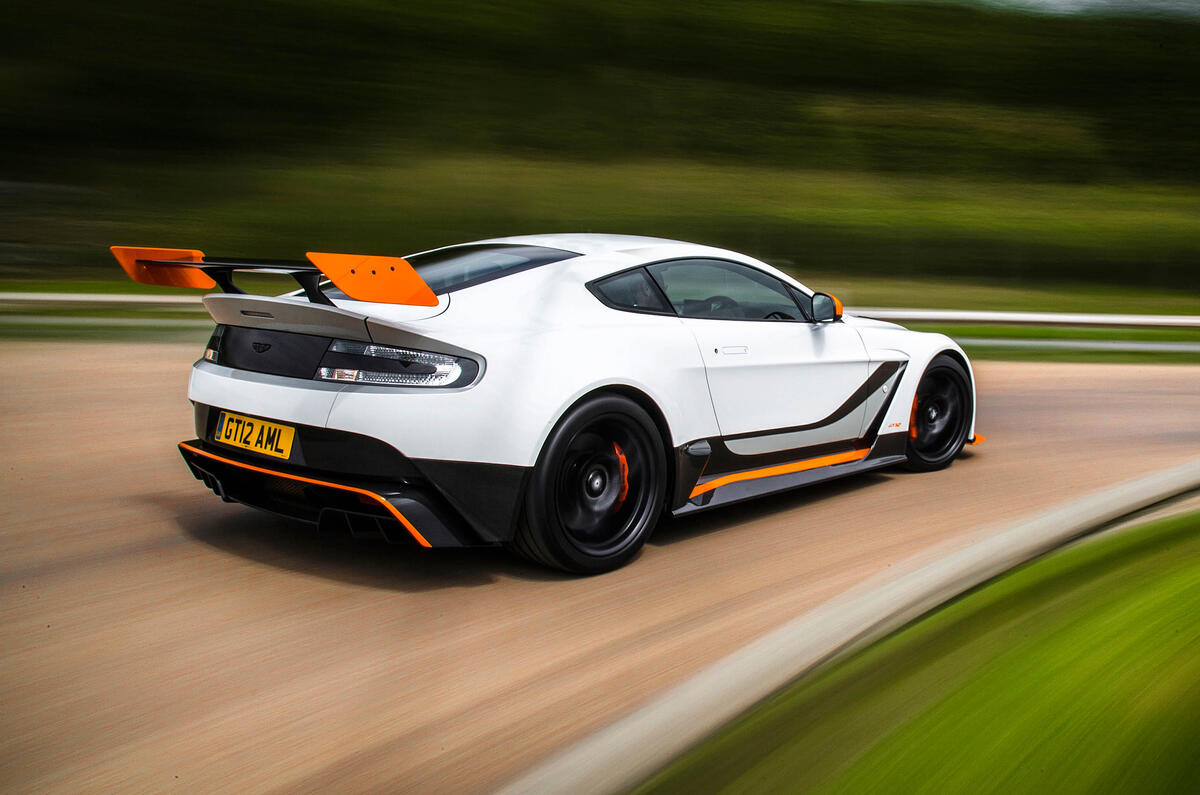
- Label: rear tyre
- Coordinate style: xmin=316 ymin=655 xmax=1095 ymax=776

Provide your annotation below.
xmin=903 ymin=354 xmax=972 ymax=472
xmin=510 ymin=395 xmax=667 ymax=574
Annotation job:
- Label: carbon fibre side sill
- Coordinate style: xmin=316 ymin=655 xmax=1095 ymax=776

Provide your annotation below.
xmin=672 ymin=454 xmax=907 ymax=516
xmin=672 ymin=432 xmax=910 ymax=516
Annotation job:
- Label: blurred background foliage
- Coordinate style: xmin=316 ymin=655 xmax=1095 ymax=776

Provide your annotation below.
xmin=3 ymin=0 xmax=1200 ymax=290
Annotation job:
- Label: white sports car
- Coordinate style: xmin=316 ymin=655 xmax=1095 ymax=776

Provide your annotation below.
xmin=113 ymin=235 xmax=980 ymax=573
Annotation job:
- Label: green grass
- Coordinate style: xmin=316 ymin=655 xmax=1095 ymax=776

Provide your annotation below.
xmin=9 ymin=0 xmax=1200 ymax=184
xmin=812 ymin=275 xmax=1200 ymax=316
xmin=639 ymin=510 xmax=1200 ymax=794
xmin=5 ymin=167 xmax=1199 ymax=358
xmin=6 ymin=154 xmax=1200 ymax=292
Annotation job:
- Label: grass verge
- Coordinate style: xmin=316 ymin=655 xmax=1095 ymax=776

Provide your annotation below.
xmin=6 ymin=154 xmax=1200 ymax=293
xmin=638 ymin=509 xmax=1200 ymax=794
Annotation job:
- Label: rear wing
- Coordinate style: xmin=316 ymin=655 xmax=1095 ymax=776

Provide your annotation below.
xmin=110 ymin=246 xmax=438 ymax=307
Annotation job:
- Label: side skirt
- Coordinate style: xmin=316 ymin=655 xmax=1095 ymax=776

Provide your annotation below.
xmin=671 ymin=432 xmax=909 ymax=517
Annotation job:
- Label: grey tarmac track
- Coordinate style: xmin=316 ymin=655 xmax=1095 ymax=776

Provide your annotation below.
xmin=1 ymin=341 xmax=1198 ymax=792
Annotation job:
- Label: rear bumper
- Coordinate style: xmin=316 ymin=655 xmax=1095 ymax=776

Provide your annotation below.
xmin=189 ymin=402 xmax=531 ymax=544
xmin=178 ymin=441 xmax=483 ymax=548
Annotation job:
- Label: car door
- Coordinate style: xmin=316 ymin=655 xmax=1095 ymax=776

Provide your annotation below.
xmin=646 ymin=258 xmax=871 ymax=453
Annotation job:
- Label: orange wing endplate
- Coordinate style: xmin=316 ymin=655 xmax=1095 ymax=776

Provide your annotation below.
xmin=306 ymin=252 xmax=438 ymax=306
xmin=110 ymin=246 xmax=215 ymax=289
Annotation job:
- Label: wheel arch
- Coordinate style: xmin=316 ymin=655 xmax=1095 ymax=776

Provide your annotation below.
xmin=541 ymin=384 xmax=678 ymax=518
xmin=864 ymin=332 xmax=977 ymax=443
xmin=931 ymin=345 xmax=978 ymax=440
xmin=901 ymin=343 xmax=978 ymax=444
xmin=510 ymin=383 xmax=677 ymax=572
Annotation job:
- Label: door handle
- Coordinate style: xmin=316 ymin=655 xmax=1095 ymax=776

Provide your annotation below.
xmin=719 ymin=345 xmax=749 ymax=355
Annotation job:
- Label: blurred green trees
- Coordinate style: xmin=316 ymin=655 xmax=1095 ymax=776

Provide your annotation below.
xmin=3 ymin=1 xmax=1199 ymax=287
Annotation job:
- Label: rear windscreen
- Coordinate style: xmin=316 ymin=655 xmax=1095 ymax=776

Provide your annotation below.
xmin=321 ymin=244 xmax=579 ymax=299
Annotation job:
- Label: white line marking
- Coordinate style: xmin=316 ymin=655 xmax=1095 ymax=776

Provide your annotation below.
xmin=0 ymin=316 xmax=212 ymax=328
xmin=0 ymin=292 xmax=203 ymax=305
xmin=850 ymin=308 xmax=1200 ymax=328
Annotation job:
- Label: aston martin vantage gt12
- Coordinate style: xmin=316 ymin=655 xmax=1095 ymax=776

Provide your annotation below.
xmin=112 ymin=235 xmax=981 ymax=573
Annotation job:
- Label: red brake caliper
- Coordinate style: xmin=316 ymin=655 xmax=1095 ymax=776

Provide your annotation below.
xmin=612 ymin=441 xmax=630 ymax=511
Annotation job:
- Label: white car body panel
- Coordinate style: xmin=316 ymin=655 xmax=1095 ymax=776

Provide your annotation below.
xmin=682 ymin=317 xmax=871 ymax=440
xmin=190 ymin=361 xmax=344 ymax=429
xmin=325 ymin=258 xmax=718 ymax=466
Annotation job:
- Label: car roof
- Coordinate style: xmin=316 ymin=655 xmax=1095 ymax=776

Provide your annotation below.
xmin=465 ymin=233 xmax=690 ymax=256
xmin=393 ymin=233 xmax=808 ymax=301
xmin=453 ymin=233 xmax=771 ymax=273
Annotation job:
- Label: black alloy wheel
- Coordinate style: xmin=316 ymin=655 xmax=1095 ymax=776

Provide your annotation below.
xmin=904 ymin=354 xmax=973 ymax=472
xmin=511 ymin=395 xmax=666 ymax=574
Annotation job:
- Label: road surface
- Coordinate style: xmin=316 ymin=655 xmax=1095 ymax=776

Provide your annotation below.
xmin=1 ymin=341 xmax=1197 ymax=792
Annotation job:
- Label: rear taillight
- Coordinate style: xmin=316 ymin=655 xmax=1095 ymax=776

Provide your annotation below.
xmin=315 ymin=339 xmax=479 ymax=388
xmin=203 ymin=327 xmax=225 ymax=362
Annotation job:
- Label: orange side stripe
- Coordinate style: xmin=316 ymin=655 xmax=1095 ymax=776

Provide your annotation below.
xmin=178 ymin=442 xmax=432 ymax=548
xmin=689 ymin=447 xmax=871 ymax=499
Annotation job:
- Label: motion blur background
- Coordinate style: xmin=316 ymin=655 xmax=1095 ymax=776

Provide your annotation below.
xmin=4 ymin=4 xmax=1200 ymax=790
xmin=4 ymin=0 xmax=1200 ymax=295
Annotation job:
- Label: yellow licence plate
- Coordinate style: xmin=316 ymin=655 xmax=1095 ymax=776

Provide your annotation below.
xmin=214 ymin=411 xmax=296 ymax=460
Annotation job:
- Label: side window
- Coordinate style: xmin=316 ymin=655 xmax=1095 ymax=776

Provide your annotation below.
xmin=589 ymin=268 xmax=673 ymax=315
xmin=646 ymin=259 xmax=804 ymax=321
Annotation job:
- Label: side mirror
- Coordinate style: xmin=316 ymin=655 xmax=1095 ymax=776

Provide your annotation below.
xmin=811 ymin=292 xmax=843 ymax=322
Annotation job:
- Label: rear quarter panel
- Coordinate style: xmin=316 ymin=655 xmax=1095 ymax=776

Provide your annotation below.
xmin=324 ymin=261 xmax=719 ymax=467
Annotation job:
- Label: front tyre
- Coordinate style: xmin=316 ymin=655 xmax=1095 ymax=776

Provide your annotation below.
xmin=904 ymin=354 xmax=973 ymax=472
xmin=511 ymin=395 xmax=667 ymax=574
